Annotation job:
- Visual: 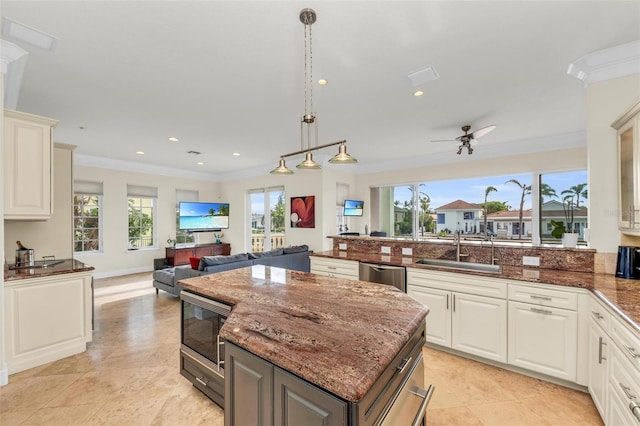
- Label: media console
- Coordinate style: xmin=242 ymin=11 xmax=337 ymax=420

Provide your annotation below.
xmin=165 ymin=243 xmax=231 ymax=266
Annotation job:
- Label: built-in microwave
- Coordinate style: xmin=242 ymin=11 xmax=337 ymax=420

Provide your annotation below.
xmin=180 ymin=290 xmax=231 ymax=407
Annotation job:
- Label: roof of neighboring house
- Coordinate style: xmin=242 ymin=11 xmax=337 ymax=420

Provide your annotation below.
xmin=486 ymin=207 xmax=588 ymax=220
xmin=434 ymin=200 xmax=482 ymax=211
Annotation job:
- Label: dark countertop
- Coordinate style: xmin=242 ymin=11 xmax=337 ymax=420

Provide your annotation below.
xmin=312 ymin=250 xmax=640 ymax=333
xmin=178 ymin=265 xmax=428 ymax=402
xmin=4 ymin=259 xmax=94 ymax=282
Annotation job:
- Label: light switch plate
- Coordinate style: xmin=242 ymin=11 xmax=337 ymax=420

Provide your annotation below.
xmin=402 ymin=248 xmax=413 ymax=256
xmin=523 ymin=256 xmax=540 ymax=267
xmin=339 ymin=243 xmax=347 ymax=250
xmin=381 ymin=246 xmax=391 ymax=254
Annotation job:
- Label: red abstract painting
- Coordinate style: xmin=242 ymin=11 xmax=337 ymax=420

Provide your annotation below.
xmin=290 ymin=195 xmax=315 ymax=228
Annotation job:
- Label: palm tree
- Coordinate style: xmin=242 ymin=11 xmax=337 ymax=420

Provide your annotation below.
xmin=483 ymin=186 xmax=497 ymax=238
xmin=540 ymin=183 xmax=557 ymax=201
xmin=564 ymin=183 xmax=588 ymax=207
xmin=506 ymin=179 xmax=531 ymax=239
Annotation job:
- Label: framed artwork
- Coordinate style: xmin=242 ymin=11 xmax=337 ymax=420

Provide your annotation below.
xmin=290 ymin=195 xmax=315 ymax=228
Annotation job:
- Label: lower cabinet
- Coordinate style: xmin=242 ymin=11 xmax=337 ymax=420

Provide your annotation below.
xmin=407 ymin=268 xmax=507 ymax=363
xmin=587 ymin=318 xmax=609 ymax=419
xmin=310 ymin=257 xmax=359 ymax=280
xmin=507 ymin=300 xmax=578 ymax=382
xmin=225 ymin=342 xmax=347 ymax=426
xmin=608 ymin=344 xmax=640 ymax=425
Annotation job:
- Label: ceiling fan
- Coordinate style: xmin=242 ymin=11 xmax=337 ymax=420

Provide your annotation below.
xmin=432 ymin=124 xmax=497 ymax=155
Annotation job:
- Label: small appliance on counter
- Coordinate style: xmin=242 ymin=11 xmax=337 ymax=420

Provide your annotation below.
xmin=15 ymin=240 xmax=34 ymax=267
xmin=615 ymin=245 xmax=640 ymax=279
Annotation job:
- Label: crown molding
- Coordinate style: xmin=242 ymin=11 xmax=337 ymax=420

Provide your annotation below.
xmin=567 ymin=40 xmax=640 ymax=87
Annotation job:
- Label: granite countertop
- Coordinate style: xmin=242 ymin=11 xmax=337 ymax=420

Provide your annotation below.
xmin=312 ymin=250 xmax=640 ymax=333
xmin=178 ymin=265 xmax=428 ymax=402
xmin=4 ymin=259 xmax=94 ymax=282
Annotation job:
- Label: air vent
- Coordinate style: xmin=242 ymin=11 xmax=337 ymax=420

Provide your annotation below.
xmin=407 ymin=65 xmax=440 ymax=87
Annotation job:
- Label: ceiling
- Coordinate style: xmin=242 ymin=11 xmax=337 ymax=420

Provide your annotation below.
xmin=2 ymin=1 xmax=640 ymax=181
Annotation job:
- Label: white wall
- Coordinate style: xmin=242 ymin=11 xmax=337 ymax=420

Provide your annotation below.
xmin=73 ymin=165 xmax=221 ymax=277
xmin=586 ymin=74 xmax=640 ymax=254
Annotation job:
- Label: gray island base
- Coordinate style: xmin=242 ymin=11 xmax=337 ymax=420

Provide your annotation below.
xmin=178 ymin=265 xmax=432 ymax=426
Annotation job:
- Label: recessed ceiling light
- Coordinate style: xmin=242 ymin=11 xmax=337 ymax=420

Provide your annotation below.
xmin=136 ymin=151 xmax=144 ymax=155
xmin=232 ymin=152 xmax=240 ymax=156
xmin=196 ymin=162 xmax=204 ymax=165
xmin=168 ymin=137 xmax=179 ymax=142
xmin=413 ymin=90 xmax=424 ymax=97
xmin=318 ymin=78 xmax=328 ymax=86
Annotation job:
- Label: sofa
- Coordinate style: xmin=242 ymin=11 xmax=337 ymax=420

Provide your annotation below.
xmin=152 ymin=245 xmax=311 ymax=296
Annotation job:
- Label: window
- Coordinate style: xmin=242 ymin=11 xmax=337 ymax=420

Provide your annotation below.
xmin=249 ymin=187 xmax=285 ymax=252
xmin=127 ymin=184 xmax=157 ymax=249
xmin=175 ymin=189 xmax=198 ymax=245
xmin=370 ymin=170 xmax=587 ymax=246
xmin=73 ymin=181 xmax=103 ymax=252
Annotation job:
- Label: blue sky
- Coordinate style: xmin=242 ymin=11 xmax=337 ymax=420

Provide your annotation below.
xmin=394 ymin=171 xmax=588 ymax=211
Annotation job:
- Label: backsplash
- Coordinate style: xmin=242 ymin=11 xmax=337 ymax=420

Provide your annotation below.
xmin=331 ymin=236 xmax=596 ymax=273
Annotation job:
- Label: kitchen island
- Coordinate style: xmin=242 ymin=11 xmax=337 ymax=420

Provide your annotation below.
xmin=178 ymin=265 xmax=430 ymax=425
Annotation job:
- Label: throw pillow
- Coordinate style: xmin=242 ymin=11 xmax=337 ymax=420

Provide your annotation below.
xmin=199 ymin=253 xmax=250 ymax=271
xmin=248 ymin=248 xmax=284 ymax=259
xmin=189 ymin=257 xmax=200 ymax=269
xmin=283 ymin=244 xmax=309 ymax=254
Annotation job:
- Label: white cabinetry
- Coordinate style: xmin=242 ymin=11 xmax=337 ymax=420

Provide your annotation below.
xmin=4 ymin=271 xmax=93 ymax=374
xmin=3 ymin=109 xmax=58 ymax=220
xmin=507 ymin=284 xmax=578 ymax=382
xmin=588 ymin=298 xmax=610 ymax=419
xmin=310 ymin=257 xmax=359 ymax=280
xmin=407 ymin=268 xmax=507 ymax=363
xmin=612 ymin=99 xmax=640 ymax=235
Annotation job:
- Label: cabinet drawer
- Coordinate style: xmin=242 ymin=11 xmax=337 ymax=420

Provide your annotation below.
xmin=406 ymin=267 xmax=507 ymax=299
xmin=611 ymin=315 xmax=640 ymax=374
xmin=310 ymin=257 xmax=359 ymax=277
xmin=180 ymin=348 xmax=224 ymax=406
xmin=508 ymin=284 xmax=577 ymax=311
xmin=609 ymin=345 xmax=640 ymax=424
xmin=589 ymin=297 xmax=611 ymax=333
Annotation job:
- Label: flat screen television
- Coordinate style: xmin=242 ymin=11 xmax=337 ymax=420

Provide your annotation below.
xmin=178 ymin=201 xmax=229 ymax=231
xmin=343 ymin=199 xmax=364 ymax=217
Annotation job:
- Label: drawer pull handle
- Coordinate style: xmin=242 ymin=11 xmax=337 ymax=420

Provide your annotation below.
xmin=624 ymin=344 xmax=640 ymax=358
xmin=397 ymin=356 xmax=413 ymax=374
xmin=195 ymin=376 xmax=209 ymax=387
xmin=530 ymin=307 xmax=553 ymax=315
xmin=530 ymin=294 xmax=552 ymax=301
xmin=411 ymin=384 xmax=435 ymax=426
xmin=598 ymin=337 xmax=607 ymax=364
xmin=630 ymin=401 xmax=640 ymax=422
xmin=619 ymin=382 xmax=637 ymax=401
xmin=591 ymin=311 xmax=604 ymax=320
xmin=328 ymin=266 xmax=337 ymax=270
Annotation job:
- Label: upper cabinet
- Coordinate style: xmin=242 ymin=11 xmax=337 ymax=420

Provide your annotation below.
xmin=612 ymin=100 xmax=640 ymax=236
xmin=3 ymin=109 xmax=58 ymax=220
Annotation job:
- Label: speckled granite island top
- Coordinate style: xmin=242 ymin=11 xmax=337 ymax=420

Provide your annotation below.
xmin=312 ymin=250 xmax=640 ymax=332
xmin=178 ymin=265 xmax=428 ymax=402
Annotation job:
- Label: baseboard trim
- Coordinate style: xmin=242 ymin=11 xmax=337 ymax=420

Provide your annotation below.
xmin=92 ymin=266 xmax=153 ymax=280
xmin=0 ymin=363 xmax=8 ymax=386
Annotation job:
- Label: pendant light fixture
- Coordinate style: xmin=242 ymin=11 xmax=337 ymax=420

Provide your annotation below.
xmin=270 ymin=8 xmax=357 ymax=175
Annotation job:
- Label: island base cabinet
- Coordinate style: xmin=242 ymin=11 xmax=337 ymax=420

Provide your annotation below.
xmin=225 ymin=342 xmax=274 ymax=426
xmin=507 ymin=301 xmax=578 ymax=382
xmin=274 ymin=368 xmax=348 ymax=426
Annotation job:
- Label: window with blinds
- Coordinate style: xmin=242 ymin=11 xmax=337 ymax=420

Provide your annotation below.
xmin=73 ymin=180 xmax=103 ymax=253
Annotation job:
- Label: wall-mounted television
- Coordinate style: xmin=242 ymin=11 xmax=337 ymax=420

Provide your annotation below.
xmin=343 ymin=199 xmax=364 ymax=217
xmin=178 ymin=201 xmax=229 ymax=231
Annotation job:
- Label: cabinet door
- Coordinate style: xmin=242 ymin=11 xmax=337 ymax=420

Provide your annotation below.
xmin=613 ymin=100 xmax=640 ymax=234
xmin=310 ymin=258 xmax=359 ymax=280
xmin=274 ymin=367 xmax=347 ymax=426
xmin=225 ymin=343 xmax=273 ymax=426
xmin=588 ymin=319 xmax=608 ymax=419
xmin=508 ymin=301 xmax=578 ymax=381
xmin=407 ymin=285 xmax=451 ymax=347
xmin=452 ymin=293 xmax=507 ymax=363
xmin=174 ymin=248 xmax=194 ymax=266
xmin=4 ymin=111 xmax=56 ymax=219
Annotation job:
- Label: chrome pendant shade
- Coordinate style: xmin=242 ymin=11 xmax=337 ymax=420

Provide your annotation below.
xmin=270 ymin=8 xmax=357 ymax=175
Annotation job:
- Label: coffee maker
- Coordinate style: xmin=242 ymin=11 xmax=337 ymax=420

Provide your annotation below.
xmin=615 ymin=246 xmax=640 ymax=279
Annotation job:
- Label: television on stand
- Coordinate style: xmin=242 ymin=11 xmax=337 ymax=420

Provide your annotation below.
xmin=178 ymin=202 xmax=229 ymax=232
xmin=343 ymin=199 xmax=364 ymax=217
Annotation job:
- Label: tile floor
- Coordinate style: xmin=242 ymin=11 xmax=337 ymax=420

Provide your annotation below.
xmin=0 ymin=272 xmax=604 ymax=425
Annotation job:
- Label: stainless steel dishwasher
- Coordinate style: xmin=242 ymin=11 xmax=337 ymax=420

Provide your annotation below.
xmin=359 ymin=262 xmax=406 ymax=292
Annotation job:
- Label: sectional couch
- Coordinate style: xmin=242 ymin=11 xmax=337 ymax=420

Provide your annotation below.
xmin=152 ymin=245 xmax=310 ymax=296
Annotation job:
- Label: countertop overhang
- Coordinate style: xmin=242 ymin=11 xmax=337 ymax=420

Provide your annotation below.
xmin=178 ymin=265 xmax=428 ymax=402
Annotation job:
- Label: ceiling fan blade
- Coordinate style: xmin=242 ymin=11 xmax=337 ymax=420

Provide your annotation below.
xmin=470 ymin=125 xmax=496 ymax=140
xmin=430 ymin=139 xmax=458 ymax=143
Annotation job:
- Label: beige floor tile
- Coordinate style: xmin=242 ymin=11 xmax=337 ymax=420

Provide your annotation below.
xmin=20 ymin=403 xmax=105 ymax=426
xmin=150 ymin=390 xmax=224 ymax=426
xmin=469 ymin=400 xmax=553 ymax=426
xmin=0 ymin=410 xmax=34 ymax=426
xmin=85 ymin=396 xmax=167 ymax=425
xmin=0 ymin=373 xmax=83 ymax=413
xmin=427 ymin=406 xmax=484 ymax=426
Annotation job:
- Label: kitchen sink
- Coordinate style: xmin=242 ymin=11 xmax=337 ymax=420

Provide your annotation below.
xmin=415 ymin=258 xmax=502 ymax=273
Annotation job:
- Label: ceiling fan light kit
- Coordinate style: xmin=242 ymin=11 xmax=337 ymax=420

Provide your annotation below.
xmin=270 ymin=8 xmax=356 ymax=175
